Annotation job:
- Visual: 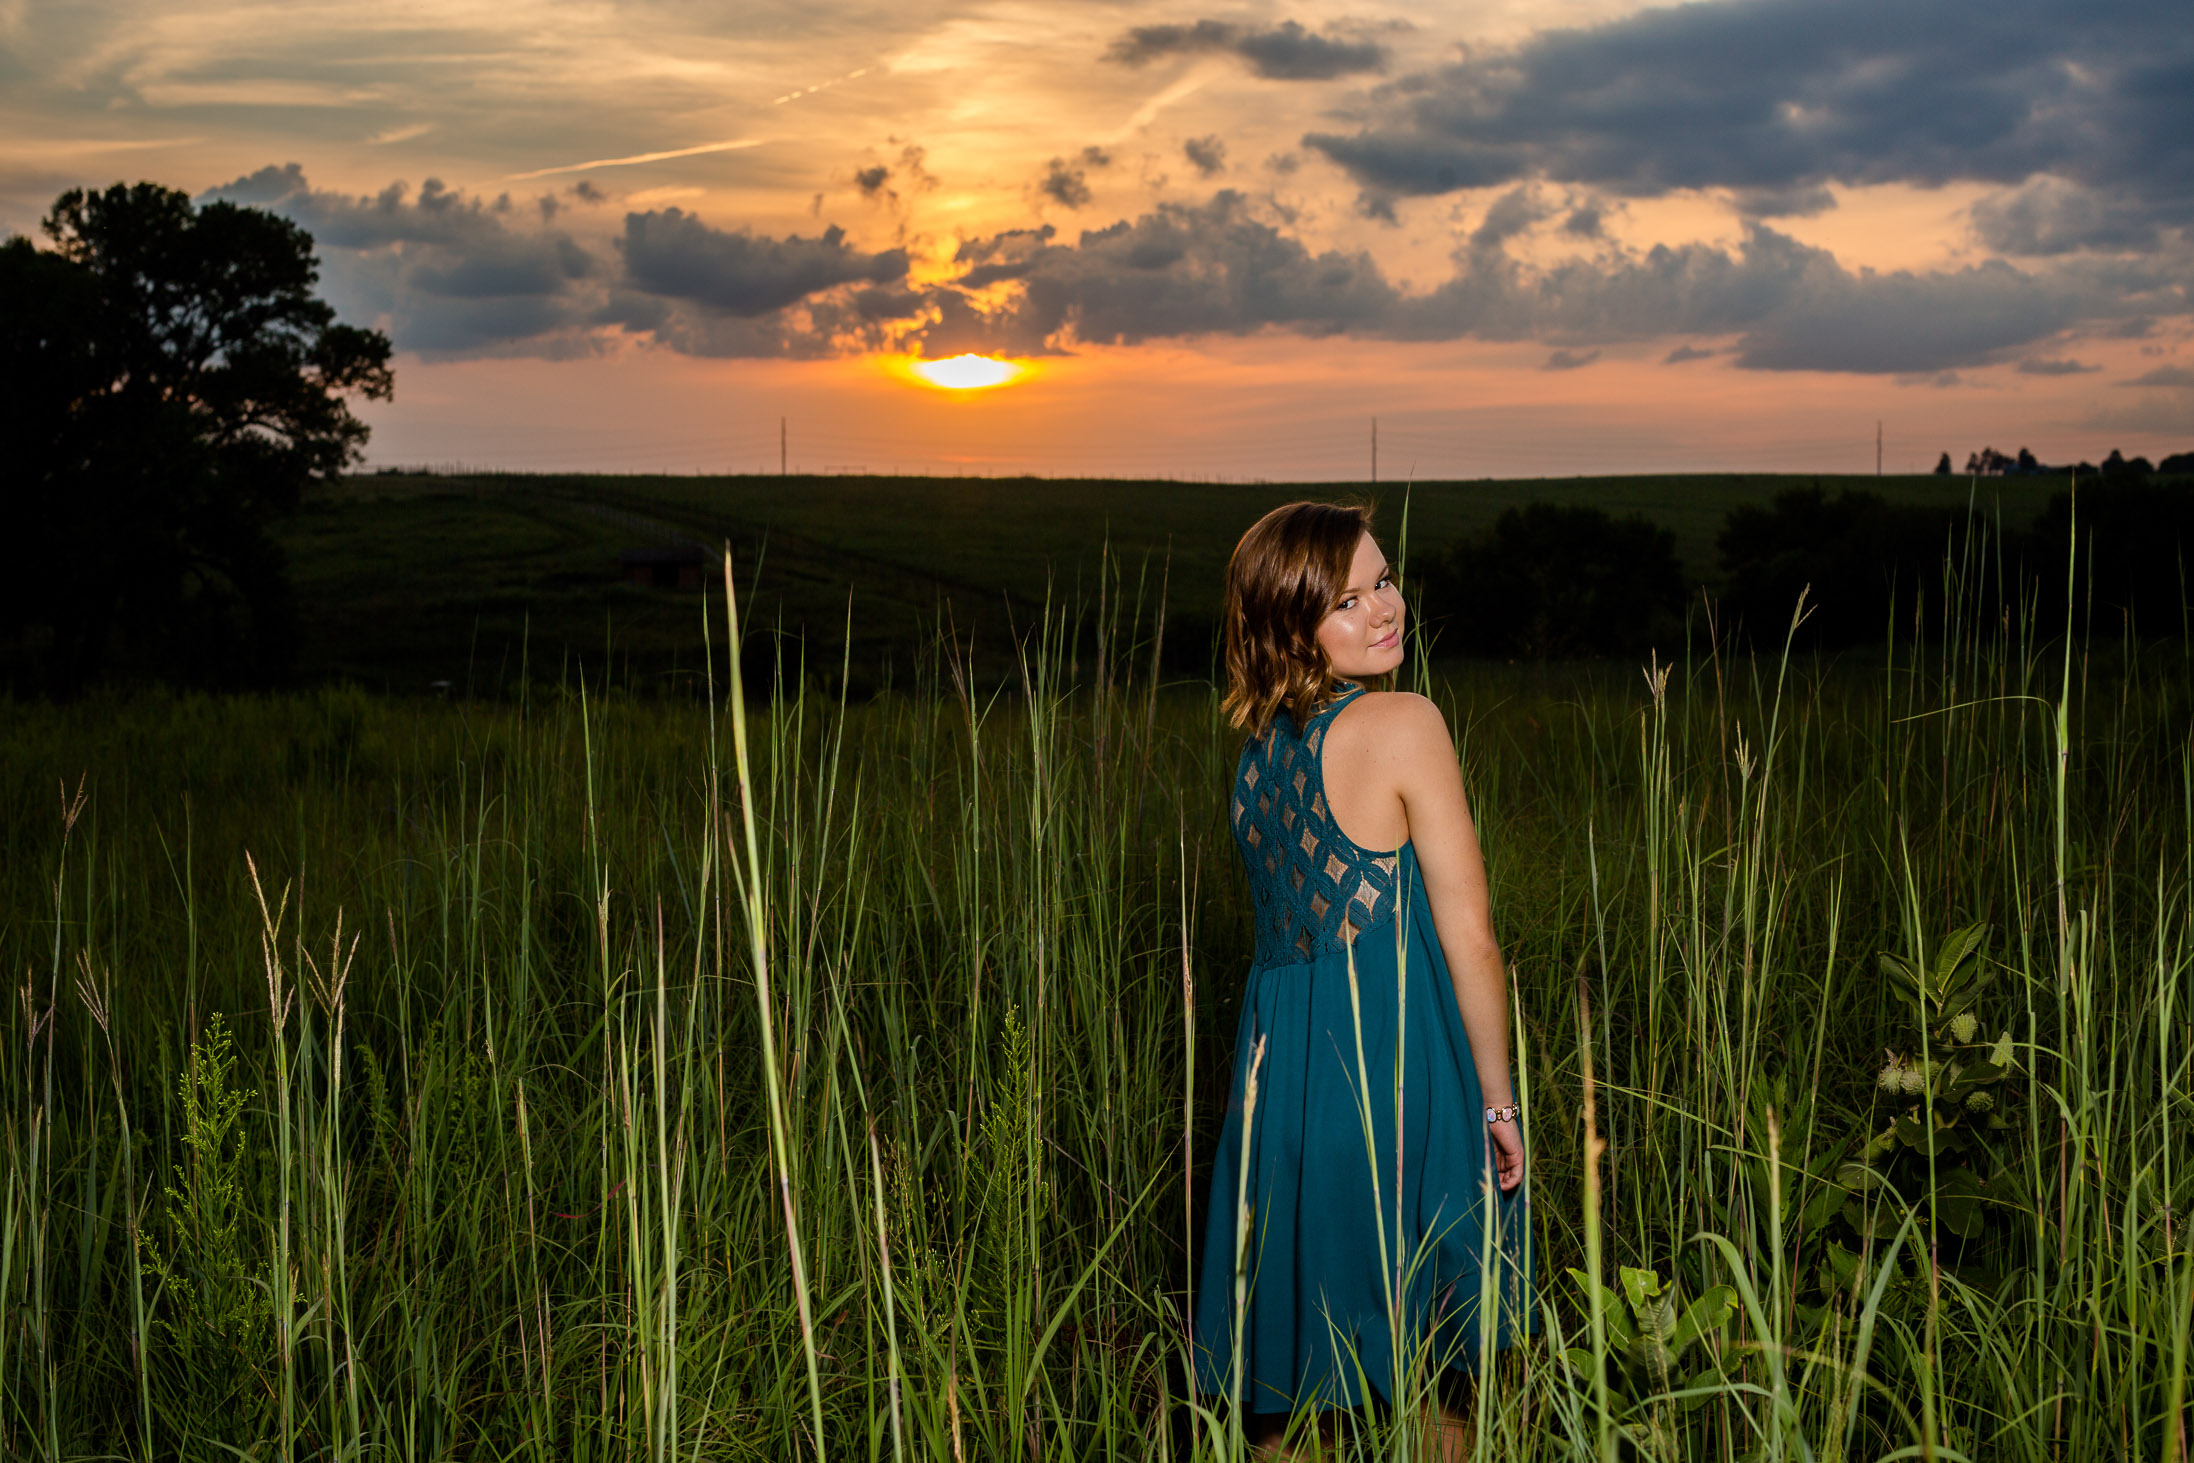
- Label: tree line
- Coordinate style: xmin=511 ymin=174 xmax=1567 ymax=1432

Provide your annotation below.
xmin=1941 ymin=446 xmax=2192 ymax=478
xmin=1410 ymin=480 xmax=2193 ymax=661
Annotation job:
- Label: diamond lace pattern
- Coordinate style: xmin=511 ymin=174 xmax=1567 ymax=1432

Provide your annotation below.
xmin=1232 ymin=697 xmax=1401 ymax=967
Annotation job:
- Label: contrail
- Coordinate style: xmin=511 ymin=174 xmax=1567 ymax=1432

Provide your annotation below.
xmin=12 ymin=136 xmax=207 ymax=158
xmin=1111 ymin=62 xmax=1220 ymax=142
xmin=503 ymin=138 xmax=766 ymax=182
xmin=770 ymin=66 xmax=868 ymax=106
xmin=502 ymin=64 xmax=869 ymax=180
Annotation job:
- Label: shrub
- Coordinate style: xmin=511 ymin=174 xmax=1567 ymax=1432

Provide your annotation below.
xmin=1414 ymin=503 xmax=1686 ymax=660
xmin=2026 ymin=480 xmax=2194 ymax=637
xmin=139 ymin=1014 xmax=276 ymax=1459
xmin=1714 ymin=487 xmax=1983 ymax=650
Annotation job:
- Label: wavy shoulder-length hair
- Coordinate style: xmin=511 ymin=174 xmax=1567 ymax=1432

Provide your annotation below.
xmin=1220 ymin=501 xmax=1382 ymax=737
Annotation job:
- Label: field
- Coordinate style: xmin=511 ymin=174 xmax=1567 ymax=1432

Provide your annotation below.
xmin=277 ymin=471 xmax=2062 ymax=692
xmin=2 ymin=482 xmax=2188 ymax=1460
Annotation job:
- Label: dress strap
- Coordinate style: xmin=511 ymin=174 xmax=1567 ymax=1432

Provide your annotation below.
xmin=1315 ymin=680 xmax=1367 ymax=722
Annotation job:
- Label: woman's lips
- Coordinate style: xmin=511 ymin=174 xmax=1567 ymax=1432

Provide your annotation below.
xmin=1373 ymin=629 xmax=1400 ymax=649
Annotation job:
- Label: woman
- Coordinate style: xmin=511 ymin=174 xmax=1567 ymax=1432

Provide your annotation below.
xmin=1193 ymin=501 xmax=1533 ymax=1440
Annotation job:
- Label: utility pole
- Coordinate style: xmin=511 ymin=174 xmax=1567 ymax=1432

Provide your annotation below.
xmin=781 ymin=417 xmax=787 ymax=476
xmin=1876 ymin=419 xmax=1883 ymax=476
xmin=1371 ymin=417 xmax=1378 ymax=484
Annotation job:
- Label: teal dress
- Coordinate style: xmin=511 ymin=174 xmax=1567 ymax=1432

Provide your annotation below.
xmin=1194 ymin=685 xmax=1534 ymax=1411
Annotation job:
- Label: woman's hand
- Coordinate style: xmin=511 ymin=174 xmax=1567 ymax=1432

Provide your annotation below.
xmin=1487 ymin=1118 xmax=1524 ymax=1193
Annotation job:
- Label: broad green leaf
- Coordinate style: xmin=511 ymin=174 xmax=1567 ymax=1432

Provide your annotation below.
xmin=1850 ymin=1197 xmax=1905 ymax=1238
xmin=1801 ymin=1179 xmax=1846 ymax=1231
xmin=1646 ymin=1289 xmax=1679 ymax=1347
xmin=1630 ymin=1332 xmax=1676 ymax=1386
xmin=1950 ymin=961 xmax=1995 ymax=1010
xmin=1565 ymin=1267 xmax=1636 ymax=1347
xmin=1939 ymin=1191 xmax=1985 ymax=1238
xmin=1836 ymin=1160 xmax=1882 ymax=1192
xmin=1938 ymin=1166 xmax=1984 ymax=1197
xmin=1669 ymin=1285 xmax=1737 ymax=1354
xmin=1619 ymin=1265 xmax=1663 ymax=1314
xmin=1950 ymin=1060 xmax=2005 ymax=1092
xmin=1933 ymin=924 xmax=1990 ymax=990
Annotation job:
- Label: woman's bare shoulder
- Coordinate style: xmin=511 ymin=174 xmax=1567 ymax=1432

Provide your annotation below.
xmin=1333 ymin=691 xmax=1453 ymax=754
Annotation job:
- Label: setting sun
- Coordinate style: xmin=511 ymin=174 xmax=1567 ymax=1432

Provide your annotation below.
xmin=906 ymin=354 xmax=1027 ymax=391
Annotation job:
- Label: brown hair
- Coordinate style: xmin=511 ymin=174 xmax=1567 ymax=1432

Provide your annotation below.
xmin=1221 ymin=501 xmax=1379 ymax=737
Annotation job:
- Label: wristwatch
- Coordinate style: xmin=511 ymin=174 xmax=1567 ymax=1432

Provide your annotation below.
xmin=1485 ymin=1103 xmax=1521 ymax=1124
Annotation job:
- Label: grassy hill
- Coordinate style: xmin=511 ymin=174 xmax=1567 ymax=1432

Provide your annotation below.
xmin=278 ymin=470 xmax=2066 ymax=693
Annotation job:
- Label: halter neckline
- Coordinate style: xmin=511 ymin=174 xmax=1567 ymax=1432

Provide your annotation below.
xmin=1318 ymin=680 xmax=1367 ymax=718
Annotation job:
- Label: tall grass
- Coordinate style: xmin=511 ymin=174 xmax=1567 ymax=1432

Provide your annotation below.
xmin=0 ymin=537 xmax=2188 ymax=1460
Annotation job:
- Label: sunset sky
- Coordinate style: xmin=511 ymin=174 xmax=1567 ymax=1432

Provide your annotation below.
xmin=4 ymin=0 xmax=2188 ymax=478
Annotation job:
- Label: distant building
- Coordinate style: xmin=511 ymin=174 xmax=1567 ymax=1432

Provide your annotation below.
xmin=619 ymin=545 xmax=711 ymax=590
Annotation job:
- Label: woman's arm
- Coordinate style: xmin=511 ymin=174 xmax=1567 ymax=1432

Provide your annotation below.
xmin=1349 ymin=693 xmax=1524 ymax=1192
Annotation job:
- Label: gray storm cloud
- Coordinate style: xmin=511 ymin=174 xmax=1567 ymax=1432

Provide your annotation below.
xmin=1106 ymin=19 xmax=1387 ymax=80
xmin=609 ymin=209 xmax=915 ymax=357
xmin=1183 ymin=136 xmax=1228 ymax=178
xmin=206 ymin=163 xmax=602 ymax=357
xmin=204 ymin=166 xmax=916 ymax=359
xmin=1407 ymin=221 xmax=2115 ymax=374
xmin=922 ymin=201 xmax=2124 ymax=375
xmin=617 ymin=210 xmax=908 ymax=316
xmin=921 ymin=192 xmax=1398 ymax=356
xmin=1302 ymin=0 xmax=2193 ymax=252
xmin=1037 ymin=149 xmax=1114 ymax=210
xmin=206 ymin=162 xmax=2156 ymax=374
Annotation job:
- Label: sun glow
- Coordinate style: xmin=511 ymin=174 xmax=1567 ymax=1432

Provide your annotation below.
xmin=904 ymin=353 xmax=1027 ymax=390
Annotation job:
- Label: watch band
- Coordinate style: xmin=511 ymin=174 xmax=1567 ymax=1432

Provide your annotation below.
xmin=1485 ymin=1103 xmax=1521 ymax=1124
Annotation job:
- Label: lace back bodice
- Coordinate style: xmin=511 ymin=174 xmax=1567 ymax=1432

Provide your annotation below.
xmin=1232 ymin=688 xmax=1402 ymax=968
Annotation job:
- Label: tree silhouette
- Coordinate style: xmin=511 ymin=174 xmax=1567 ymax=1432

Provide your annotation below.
xmin=2101 ymin=448 xmax=2154 ymax=480
xmin=1 ymin=182 xmax=392 ymax=690
xmin=2027 ymin=483 xmax=2194 ymax=637
xmin=1716 ymin=487 xmax=1983 ymax=650
xmin=1414 ymin=503 xmax=1687 ymax=659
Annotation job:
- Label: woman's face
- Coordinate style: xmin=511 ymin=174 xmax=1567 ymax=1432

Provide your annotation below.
xmin=1314 ymin=531 xmax=1405 ymax=681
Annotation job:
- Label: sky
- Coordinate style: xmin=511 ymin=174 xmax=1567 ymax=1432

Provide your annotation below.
xmin=3 ymin=0 xmax=2189 ymax=478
